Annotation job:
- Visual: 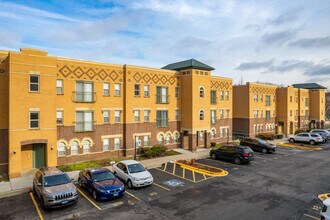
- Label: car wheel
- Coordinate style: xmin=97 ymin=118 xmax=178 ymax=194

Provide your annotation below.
xmin=92 ymin=190 xmax=97 ymax=201
xmin=261 ymin=148 xmax=268 ymax=154
xmin=289 ymin=138 xmax=294 ymax=143
xmin=78 ymin=178 xmax=83 ymax=188
xmin=310 ymin=140 xmax=316 ymax=145
xmin=127 ymin=179 xmax=133 ymax=189
xmin=211 ymin=153 xmax=217 ymax=160
xmin=234 ymin=157 xmax=242 ymax=165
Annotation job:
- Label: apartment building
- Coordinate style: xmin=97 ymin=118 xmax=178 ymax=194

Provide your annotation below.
xmin=0 ymin=48 xmax=233 ymax=178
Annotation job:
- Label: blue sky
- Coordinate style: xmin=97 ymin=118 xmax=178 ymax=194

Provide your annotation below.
xmin=1 ymin=0 xmax=330 ymax=90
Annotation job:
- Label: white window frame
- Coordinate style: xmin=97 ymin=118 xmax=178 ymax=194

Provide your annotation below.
xmin=144 ymin=135 xmax=149 ymax=146
xmin=200 ymin=131 xmax=204 ymax=140
xmin=114 ymin=83 xmax=121 ymax=96
xmin=56 ymin=79 xmax=63 ymax=94
xmin=134 ymin=84 xmax=140 ymax=96
xmin=175 ymin=87 xmax=180 ymax=98
xmin=83 ymin=140 xmax=91 ymax=154
xmin=30 ymin=75 xmax=39 ymax=92
xmin=220 ymin=90 xmax=224 ymax=100
xmin=220 ymin=109 xmax=224 ymax=119
xmin=144 ymin=110 xmax=149 ymax=122
xmin=71 ymin=141 xmax=79 ymax=155
xmin=114 ymin=110 xmax=120 ymax=123
xmin=56 ymin=110 xmax=63 ymax=125
xmin=30 ymin=111 xmax=39 ymax=129
xmin=57 ymin=142 xmax=66 ymax=157
xmin=175 ymin=110 xmax=179 ymax=121
xmin=165 ymin=133 xmax=171 ymax=144
xmin=114 ymin=138 xmax=121 ymax=150
xmin=199 ymin=110 xmax=204 ymax=121
xmin=103 ymin=83 xmax=110 ymax=96
xmin=225 ymin=91 xmax=229 ymax=100
xmin=144 ymin=85 xmax=149 ymax=97
xmin=199 ymin=87 xmax=204 ymax=98
xmin=103 ymin=138 xmax=110 ymax=151
xmin=134 ymin=110 xmax=140 ymax=122
xmin=226 ymin=109 xmax=229 ymax=118
xmin=103 ymin=110 xmax=110 ymax=123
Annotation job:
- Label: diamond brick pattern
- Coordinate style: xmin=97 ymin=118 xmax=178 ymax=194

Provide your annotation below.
xmin=211 ymin=80 xmax=230 ymax=90
xmin=251 ymin=86 xmax=276 ymax=95
xmin=133 ymin=72 xmax=176 ymax=85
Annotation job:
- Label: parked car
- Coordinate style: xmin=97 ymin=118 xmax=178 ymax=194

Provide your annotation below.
xmin=288 ymin=132 xmax=323 ymax=145
xmin=321 ymin=198 xmax=330 ymax=220
xmin=310 ymin=129 xmax=330 ymax=142
xmin=32 ymin=167 xmax=78 ymax=209
xmin=209 ymin=145 xmax=254 ymax=165
xmin=240 ymin=138 xmax=276 ymax=154
xmin=113 ymin=160 xmax=153 ymax=188
xmin=78 ymin=168 xmax=125 ymax=201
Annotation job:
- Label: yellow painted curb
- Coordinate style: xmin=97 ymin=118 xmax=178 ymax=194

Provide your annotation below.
xmin=175 ymin=162 xmax=229 ymax=177
xmin=318 ymin=193 xmax=330 ymax=201
xmin=277 ymin=143 xmax=322 ymax=151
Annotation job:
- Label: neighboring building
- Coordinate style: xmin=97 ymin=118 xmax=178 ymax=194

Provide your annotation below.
xmin=233 ymin=82 xmax=277 ymax=137
xmin=0 ymin=48 xmax=233 ymax=178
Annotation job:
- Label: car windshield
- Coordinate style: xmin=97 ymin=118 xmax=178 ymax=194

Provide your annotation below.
xmin=128 ymin=163 xmax=146 ymax=174
xmin=93 ymin=171 xmax=115 ymax=182
xmin=44 ymin=174 xmax=71 ymax=187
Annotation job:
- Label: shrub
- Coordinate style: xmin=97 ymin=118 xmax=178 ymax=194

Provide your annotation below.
xmin=294 ymin=129 xmax=306 ymax=135
xmin=210 ymin=142 xmax=216 ymax=147
xmin=275 ymin=134 xmax=284 ymax=139
xmin=140 ymin=145 xmax=166 ymax=158
xmin=255 ymin=133 xmax=276 ymax=140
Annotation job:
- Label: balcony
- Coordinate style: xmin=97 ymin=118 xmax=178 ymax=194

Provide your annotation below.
xmin=156 ymin=118 xmax=168 ymax=127
xmin=75 ymin=121 xmax=95 ymax=132
xmin=156 ymin=95 xmax=170 ymax=104
xmin=73 ymin=92 xmax=96 ymax=103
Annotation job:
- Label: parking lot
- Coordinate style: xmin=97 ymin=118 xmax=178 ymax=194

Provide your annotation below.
xmin=1 ymin=141 xmax=330 ymax=220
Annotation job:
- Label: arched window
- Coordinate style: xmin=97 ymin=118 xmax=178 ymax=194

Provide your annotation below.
xmin=71 ymin=141 xmax=79 ymax=155
xmin=58 ymin=142 xmax=66 ymax=157
xmin=199 ymin=110 xmax=204 ymax=120
xmin=174 ymin=133 xmax=180 ymax=143
xmin=211 ymin=129 xmax=215 ymax=139
xmin=166 ymin=133 xmax=171 ymax=144
xmin=83 ymin=140 xmax=91 ymax=154
xmin=158 ymin=134 xmax=164 ymax=145
xmin=199 ymin=87 xmax=204 ymax=98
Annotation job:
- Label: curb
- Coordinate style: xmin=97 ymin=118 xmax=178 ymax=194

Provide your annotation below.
xmin=0 ymin=187 xmax=31 ymax=199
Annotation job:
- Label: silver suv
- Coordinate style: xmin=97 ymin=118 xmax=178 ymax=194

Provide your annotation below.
xmin=310 ymin=129 xmax=330 ymax=142
xmin=288 ymin=132 xmax=323 ymax=145
xmin=32 ymin=167 xmax=78 ymax=209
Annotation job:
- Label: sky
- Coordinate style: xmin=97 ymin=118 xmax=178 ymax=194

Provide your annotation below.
xmin=0 ymin=0 xmax=329 ymax=90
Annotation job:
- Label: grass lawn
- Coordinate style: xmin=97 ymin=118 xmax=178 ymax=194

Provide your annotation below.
xmin=138 ymin=150 xmax=181 ymax=161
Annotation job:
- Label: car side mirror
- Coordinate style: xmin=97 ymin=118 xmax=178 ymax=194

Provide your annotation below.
xmin=71 ymin=178 xmax=74 ymax=181
xmin=124 ymin=170 xmax=128 ymax=174
xmin=37 ymin=183 xmax=42 ymax=186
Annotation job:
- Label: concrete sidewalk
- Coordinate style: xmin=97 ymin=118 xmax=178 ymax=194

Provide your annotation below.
xmin=0 ymin=148 xmax=210 ymax=199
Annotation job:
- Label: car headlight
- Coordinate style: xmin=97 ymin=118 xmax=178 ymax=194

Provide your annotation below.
xmin=45 ymin=194 xmax=54 ymax=199
xmin=134 ymin=177 xmax=140 ymax=181
xmin=98 ymin=189 xmax=106 ymax=192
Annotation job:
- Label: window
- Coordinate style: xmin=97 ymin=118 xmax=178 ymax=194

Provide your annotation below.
xmin=134 ymin=84 xmax=140 ymax=96
xmin=220 ymin=128 xmax=223 ymax=138
xmin=156 ymin=86 xmax=169 ymax=103
xmin=156 ymin=110 xmax=168 ymax=127
xmin=76 ymin=81 xmax=94 ymax=102
xmin=200 ymin=131 xmax=204 ymax=140
xmin=114 ymin=83 xmax=121 ymax=96
xmin=257 ymin=125 xmax=260 ymax=133
xmin=260 ymin=124 xmax=263 ymax=132
xmin=266 ymin=125 xmax=269 ymax=131
xmin=144 ymin=136 xmax=149 ymax=146
xmin=114 ymin=138 xmax=121 ymax=150
xmin=144 ymin=85 xmax=149 ymax=97
xmin=57 ymin=80 xmax=63 ymax=94
xmin=83 ymin=140 xmax=91 ymax=154
xmin=266 ymin=110 xmax=271 ymax=120
xmin=103 ymin=110 xmax=110 ymax=123
xmin=103 ymin=83 xmax=110 ymax=96
xmin=226 ymin=109 xmax=229 ymax=118
xmin=175 ymin=87 xmax=179 ymax=98
xmin=30 ymin=112 xmax=39 ymax=129
xmin=30 ymin=75 xmax=39 ymax=92
xmin=174 ymin=133 xmax=180 ymax=143
xmin=103 ymin=139 xmax=109 ymax=151
xmin=211 ymin=90 xmax=217 ymax=104
xmin=144 ymin=110 xmax=149 ymax=122
xmin=220 ymin=109 xmax=224 ymax=119
xmin=265 ymin=95 xmax=271 ymax=106
xmin=220 ymin=90 xmax=224 ymax=100
xmin=71 ymin=141 xmax=79 ymax=155
xmin=114 ymin=110 xmax=120 ymax=123
xmin=254 ymin=125 xmax=257 ymax=134
xmin=290 ymin=96 xmax=292 ymax=103
xmin=199 ymin=110 xmax=204 ymax=120
xmin=211 ymin=129 xmax=215 ymax=139
xmin=57 ymin=142 xmax=66 ymax=157
xmin=305 ymin=109 xmax=309 ymax=116
xmin=253 ymin=94 xmax=258 ymax=102
xmin=253 ymin=110 xmax=258 ymax=118
xmin=260 ymin=95 xmax=263 ymax=102
xmin=225 ymin=91 xmax=229 ymax=100
xmin=158 ymin=134 xmax=164 ymax=145
xmin=134 ymin=110 xmax=140 ymax=122
xmin=200 ymin=87 xmax=204 ymax=98
xmin=56 ymin=111 xmax=63 ymax=125
xmin=211 ymin=110 xmax=216 ymax=124
xmin=290 ymin=110 xmax=292 ymax=117
xmin=260 ymin=110 xmax=263 ymax=118
xmin=135 ymin=136 xmax=141 ymax=147
xmin=305 ymin=98 xmax=309 ymax=107
xmin=166 ymin=133 xmax=171 ymax=144
xmin=175 ymin=110 xmax=179 ymax=121
xmin=295 ymin=109 xmax=299 ymax=117
xmin=225 ymin=127 xmax=229 ymax=137
xmin=295 ymin=96 xmax=298 ymax=103
xmin=76 ymin=111 xmax=94 ymax=132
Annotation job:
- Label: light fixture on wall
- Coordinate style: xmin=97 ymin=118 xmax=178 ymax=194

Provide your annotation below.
xmin=13 ymin=150 xmax=17 ymax=154
xmin=51 ymin=147 xmax=54 ymax=150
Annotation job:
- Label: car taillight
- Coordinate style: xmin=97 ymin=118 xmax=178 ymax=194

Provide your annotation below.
xmin=242 ymin=152 xmax=249 ymax=157
xmin=321 ymin=215 xmax=325 ymax=220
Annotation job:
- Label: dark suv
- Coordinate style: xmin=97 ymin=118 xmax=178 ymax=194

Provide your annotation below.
xmin=209 ymin=145 xmax=254 ymax=165
xmin=33 ymin=167 xmax=78 ymax=209
xmin=240 ymin=138 xmax=276 ymax=154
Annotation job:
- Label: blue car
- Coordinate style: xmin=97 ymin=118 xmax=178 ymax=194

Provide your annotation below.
xmin=78 ymin=168 xmax=125 ymax=201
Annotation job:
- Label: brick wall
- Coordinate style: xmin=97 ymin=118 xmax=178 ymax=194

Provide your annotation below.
xmin=0 ymin=129 xmax=8 ymax=173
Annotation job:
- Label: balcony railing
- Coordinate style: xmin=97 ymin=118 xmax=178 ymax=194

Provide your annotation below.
xmin=75 ymin=121 xmax=95 ymax=132
xmin=156 ymin=95 xmax=170 ymax=104
xmin=156 ymin=118 xmax=168 ymax=127
xmin=210 ymin=97 xmax=217 ymax=104
xmin=73 ymin=92 xmax=96 ymax=103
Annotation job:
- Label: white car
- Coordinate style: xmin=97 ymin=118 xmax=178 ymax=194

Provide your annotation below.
xmin=288 ymin=132 xmax=323 ymax=145
xmin=112 ymin=160 xmax=153 ymax=188
xmin=321 ymin=198 xmax=330 ymax=220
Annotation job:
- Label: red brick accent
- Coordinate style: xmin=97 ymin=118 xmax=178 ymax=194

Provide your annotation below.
xmin=0 ymin=129 xmax=8 ymax=173
xmin=233 ymin=117 xmax=276 ymax=137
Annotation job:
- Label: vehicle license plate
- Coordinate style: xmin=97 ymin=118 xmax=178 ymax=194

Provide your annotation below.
xmin=114 ymin=193 xmax=118 ymax=196
xmin=62 ymin=200 xmax=68 ymax=204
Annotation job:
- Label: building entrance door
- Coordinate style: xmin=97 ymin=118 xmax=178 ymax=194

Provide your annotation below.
xmin=33 ymin=144 xmax=45 ymax=168
xmin=289 ymin=122 xmax=294 ymax=134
